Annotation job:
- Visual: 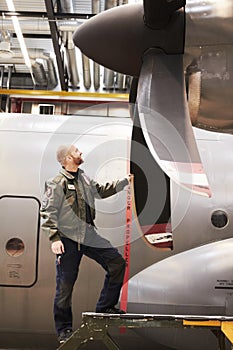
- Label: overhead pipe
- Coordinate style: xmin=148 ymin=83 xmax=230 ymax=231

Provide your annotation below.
xmin=66 ymin=46 xmax=79 ymax=88
xmin=5 ymin=66 xmax=13 ymax=112
xmin=115 ymin=72 xmax=128 ymax=90
xmin=105 ymin=0 xmax=118 ymax=10
xmin=1 ymin=19 xmax=82 ymax=33
xmin=0 ymin=48 xmax=58 ymax=88
xmin=23 ymin=48 xmax=57 ymax=88
xmin=103 ymin=68 xmax=115 ymax=90
xmin=60 ymin=0 xmax=80 ymax=89
xmin=0 ymin=66 xmax=4 ymax=89
xmin=93 ymin=61 xmax=100 ymax=90
xmin=43 ymin=53 xmax=58 ymax=88
xmin=103 ymin=0 xmax=129 ymax=91
xmin=0 ymin=19 xmax=51 ymax=34
xmin=0 ymin=65 xmax=16 ymax=112
xmin=60 ymin=0 xmax=74 ymax=13
xmin=21 ymin=48 xmax=57 ymax=88
xmin=31 ymin=61 xmax=47 ymax=87
xmin=103 ymin=0 xmax=118 ymax=90
xmin=0 ymin=57 xmax=34 ymax=65
xmin=92 ymin=0 xmax=101 ymax=14
xmin=92 ymin=0 xmax=101 ymax=90
xmin=6 ymin=65 xmax=13 ymax=90
xmin=61 ymin=31 xmax=68 ymax=46
xmin=81 ymin=53 xmax=91 ymax=89
xmin=66 ymin=31 xmax=79 ymax=88
xmin=0 ymin=66 xmax=4 ymax=110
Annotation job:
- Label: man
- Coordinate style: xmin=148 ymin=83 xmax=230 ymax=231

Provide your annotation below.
xmin=41 ymin=144 xmax=132 ymax=344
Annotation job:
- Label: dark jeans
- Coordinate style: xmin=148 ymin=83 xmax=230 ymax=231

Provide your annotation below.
xmin=54 ymin=228 xmax=126 ymax=335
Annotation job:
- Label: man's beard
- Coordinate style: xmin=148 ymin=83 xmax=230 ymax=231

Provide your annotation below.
xmin=76 ymin=157 xmax=84 ymax=165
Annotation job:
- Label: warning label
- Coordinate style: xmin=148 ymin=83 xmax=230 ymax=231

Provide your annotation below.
xmin=215 ymin=280 xmax=233 ymax=289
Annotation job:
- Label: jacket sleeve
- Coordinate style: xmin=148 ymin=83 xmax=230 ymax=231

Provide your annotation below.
xmin=40 ymin=179 xmax=64 ymax=242
xmin=91 ymin=177 xmax=129 ymax=199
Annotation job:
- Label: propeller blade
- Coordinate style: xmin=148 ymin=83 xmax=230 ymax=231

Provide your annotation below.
xmin=137 ymin=49 xmax=211 ymax=197
xmin=129 ymin=77 xmax=173 ymax=250
xmin=131 ymin=104 xmax=173 ymax=250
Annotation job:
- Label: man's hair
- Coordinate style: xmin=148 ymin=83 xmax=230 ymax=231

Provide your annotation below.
xmin=56 ymin=144 xmax=72 ymax=165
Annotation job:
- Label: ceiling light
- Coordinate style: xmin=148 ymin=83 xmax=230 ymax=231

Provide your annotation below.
xmin=0 ymin=30 xmax=13 ymax=58
xmin=5 ymin=0 xmax=35 ymax=83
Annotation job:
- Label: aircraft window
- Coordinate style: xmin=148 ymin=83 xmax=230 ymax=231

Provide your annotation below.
xmin=5 ymin=238 xmax=25 ymax=257
xmin=39 ymin=104 xmax=55 ymax=114
xmin=211 ymin=210 xmax=228 ymax=229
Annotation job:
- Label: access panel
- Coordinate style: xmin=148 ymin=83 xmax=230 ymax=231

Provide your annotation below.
xmin=0 ymin=195 xmax=40 ymax=287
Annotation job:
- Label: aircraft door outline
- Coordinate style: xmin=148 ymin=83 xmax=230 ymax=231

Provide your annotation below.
xmin=0 ymin=195 xmax=40 ymax=288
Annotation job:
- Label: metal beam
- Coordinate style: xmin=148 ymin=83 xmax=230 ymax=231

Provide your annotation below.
xmin=44 ymin=0 xmax=67 ymax=91
xmin=12 ymin=33 xmax=51 ymax=39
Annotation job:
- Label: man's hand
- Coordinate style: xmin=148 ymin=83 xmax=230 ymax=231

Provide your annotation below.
xmin=127 ymin=173 xmax=134 ymax=183
xmin=51 ymin=240 xmax=65 ymax=255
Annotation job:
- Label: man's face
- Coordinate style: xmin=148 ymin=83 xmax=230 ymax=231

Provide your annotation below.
xmin=68 ymin=145 xmax=84 ymax=165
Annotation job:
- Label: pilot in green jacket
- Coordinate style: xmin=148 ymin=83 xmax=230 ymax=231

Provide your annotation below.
xmin=40 ymin=144 xmax=132 ymax=344
xmin=41 ymin=166 xmax=129 ymax=245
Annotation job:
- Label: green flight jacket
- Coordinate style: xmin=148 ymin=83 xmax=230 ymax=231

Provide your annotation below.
xmin=40 ymin=168 xmax=128 ymax=243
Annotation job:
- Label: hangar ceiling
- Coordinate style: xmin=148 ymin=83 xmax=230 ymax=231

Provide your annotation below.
xmin=0 ymin=0 xmax=131 ymax=93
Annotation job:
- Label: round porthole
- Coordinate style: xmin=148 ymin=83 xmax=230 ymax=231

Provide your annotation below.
xmin=211 ymin=210 xmax=228 ymax=229
xmin=6 ymin=238 xmax=25 ymax=257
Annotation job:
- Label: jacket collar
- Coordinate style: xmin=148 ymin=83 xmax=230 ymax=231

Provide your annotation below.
xmin=60 ymin=167 xmax=83 ymax=180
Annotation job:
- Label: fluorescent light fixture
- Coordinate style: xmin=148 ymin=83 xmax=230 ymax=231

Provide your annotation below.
xmin=128 ymin=0 xmax=143 ymax=3
xmin=10 ymin=17 xmax=32 ymax=68
xmin=5 ymin=0 xmax=34 ymax=76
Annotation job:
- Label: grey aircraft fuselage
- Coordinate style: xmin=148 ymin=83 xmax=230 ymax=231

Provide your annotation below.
xmin=0 ymin=111 xmax=232 ymax=350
